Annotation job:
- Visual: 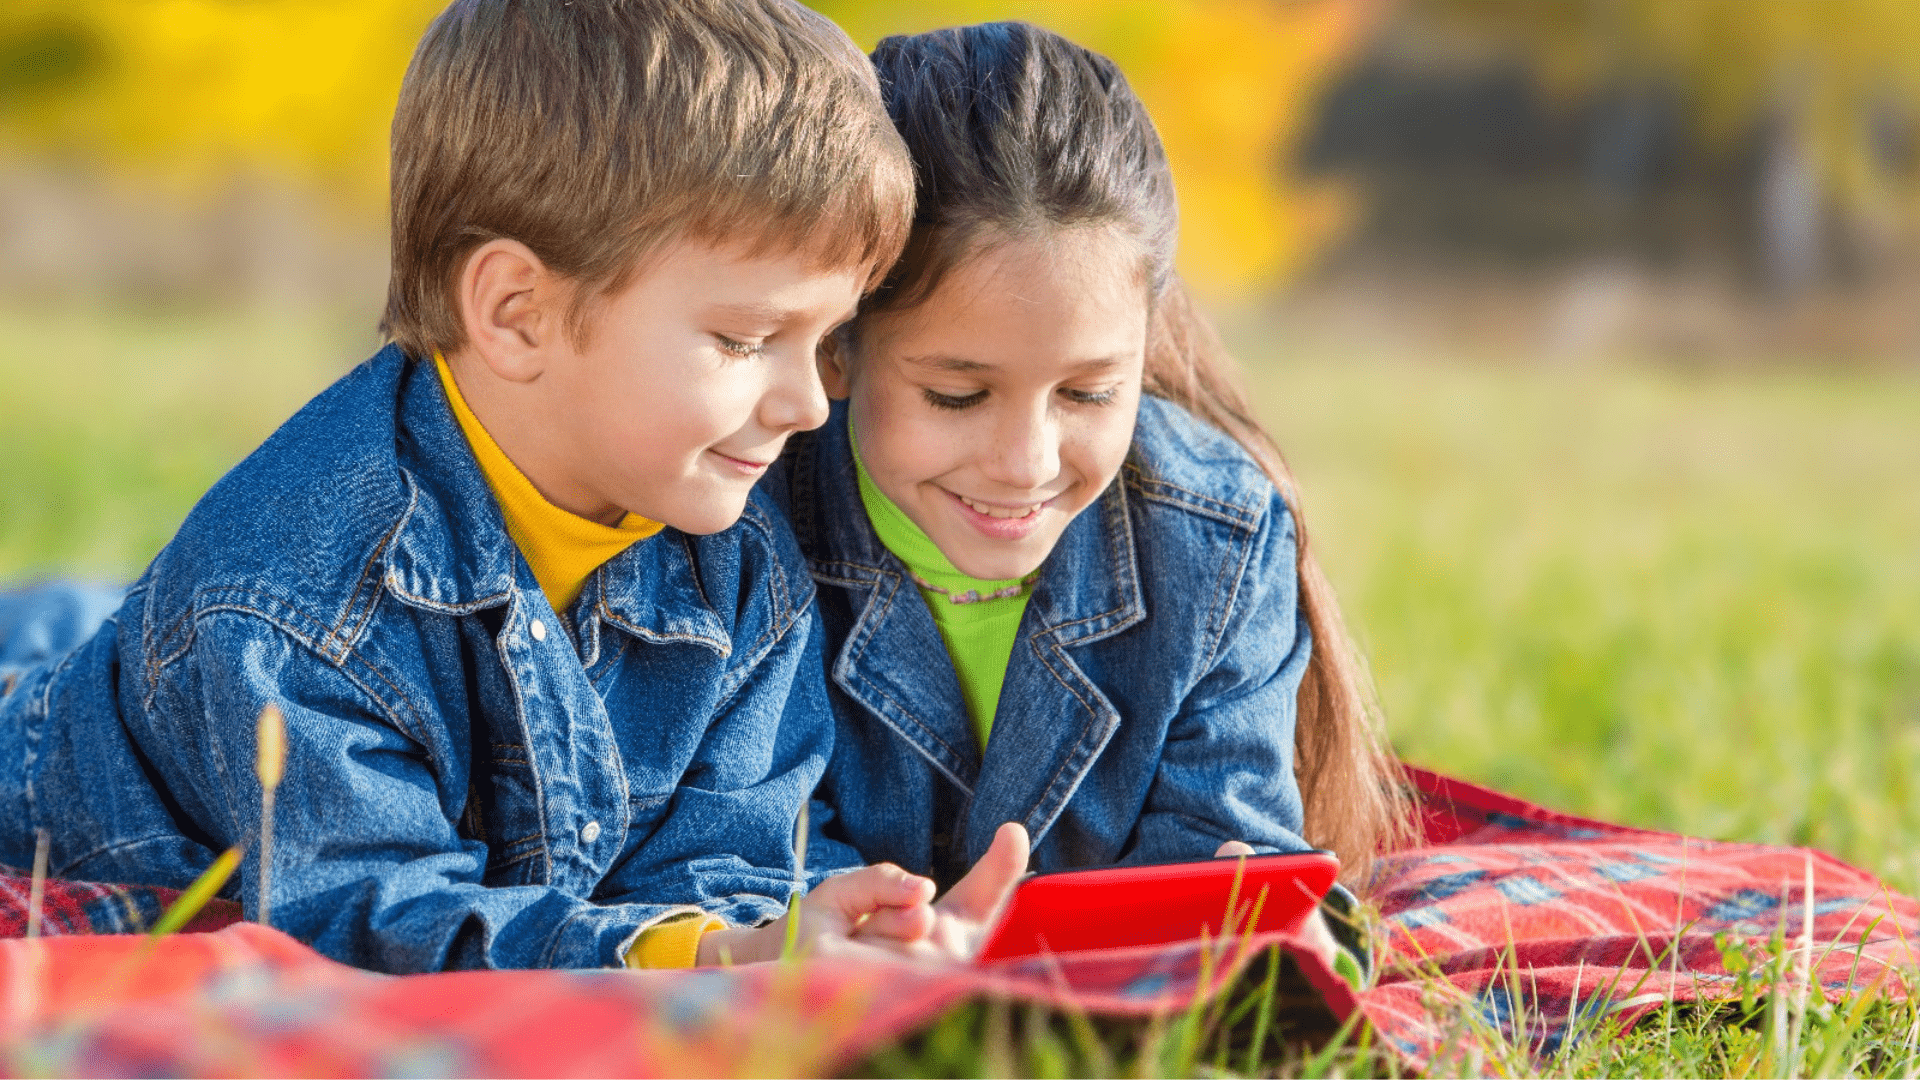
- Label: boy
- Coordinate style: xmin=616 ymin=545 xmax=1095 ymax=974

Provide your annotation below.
xmin=0 ymin=0 xmax=932 ymax=972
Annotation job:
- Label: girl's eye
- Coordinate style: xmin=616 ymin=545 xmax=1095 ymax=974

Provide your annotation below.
xmin=715 ymin=335 xmax=765 ymax=359
xmin=1062 ymin=387 xmax=1119 ymax=406
xmin=922 ymin=388 xmax=988 ymax=411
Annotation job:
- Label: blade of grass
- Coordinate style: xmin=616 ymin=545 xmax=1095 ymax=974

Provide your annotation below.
xmin=25 ymin=829 xmax=48 ymax=940
xmin=254 ymin=703 xmax=285 ymax=928
xmin=150 ymin=845 xmax=243 ymax=938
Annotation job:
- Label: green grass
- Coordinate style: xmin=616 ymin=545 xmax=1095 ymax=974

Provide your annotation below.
xmin=1247 ymin=351 xmax=1920 ymax=896
xmin=4 ymin=306 xmax=1919 ymax=1076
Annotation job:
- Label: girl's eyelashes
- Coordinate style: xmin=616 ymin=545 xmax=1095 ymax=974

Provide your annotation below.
xmin=714 ymin=334 xmax=765 ymax=360
xmin=1062 ymin=386 xmax=1120 ymax=406
xmin=922 ymin=387 xmax=988 ymax=411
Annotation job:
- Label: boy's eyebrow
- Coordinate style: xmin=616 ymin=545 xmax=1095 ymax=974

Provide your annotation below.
xmin=708 ymin=301 xmax=859 ymax=325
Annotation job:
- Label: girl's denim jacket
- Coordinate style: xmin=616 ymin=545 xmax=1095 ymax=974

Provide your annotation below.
xmin=771 ymin=398 xmax=1317 ymax=889
xmin=0 ymin=346 xmax=830 ymax=972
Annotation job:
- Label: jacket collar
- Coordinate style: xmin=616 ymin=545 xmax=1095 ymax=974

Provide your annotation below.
xmin=793 ymin=405 xmax=1146 ymax=856
xmin=380 ymin=349 xmax=727 ymax=657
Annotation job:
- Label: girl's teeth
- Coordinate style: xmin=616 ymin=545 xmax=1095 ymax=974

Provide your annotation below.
xmin=961 ymin=495 xmax=1039 ymax=520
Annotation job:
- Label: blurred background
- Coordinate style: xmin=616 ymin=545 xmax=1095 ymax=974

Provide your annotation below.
xmin=2 ymin=1 xmax=1916 ymax=886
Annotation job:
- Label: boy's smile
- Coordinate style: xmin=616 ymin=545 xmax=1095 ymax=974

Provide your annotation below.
xmin=447 ymin=236 xmax=861 ymax=535
xmin=830 ymin=228 xmax=1148 ymax=580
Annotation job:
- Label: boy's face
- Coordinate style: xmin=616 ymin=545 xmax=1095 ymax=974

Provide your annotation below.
xmin=496 ymin=238 xmax=859 ymax=534
xmin=832 ymin=228 xmax=1148 ymax=581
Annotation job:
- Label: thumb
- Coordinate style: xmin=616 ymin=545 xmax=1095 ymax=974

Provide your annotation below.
xmin=937 ymin=822 xmax=1030 ymax=924
xmin=1215 ymin=840 xmax=1256 ymax=858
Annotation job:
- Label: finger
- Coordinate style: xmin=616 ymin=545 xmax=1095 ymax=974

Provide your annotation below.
xmin=853 ymin=903 xmax=937 ymax=943
xmin=1215 ymin=840 xmax=1256 ymax=858
xmin=936 ymin=821 xmax=1030 ymax=923
xmin=809 ymin=863 xmax=936 ymax=924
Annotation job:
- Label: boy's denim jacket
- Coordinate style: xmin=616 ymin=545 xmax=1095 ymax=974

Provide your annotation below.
xmin=771 ymin=398 xmax=1316 ymax=889
xmin=0 ymin=346 xmax=829 ymax=971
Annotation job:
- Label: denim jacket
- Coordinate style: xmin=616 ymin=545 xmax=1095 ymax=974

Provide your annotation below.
xmin=770 ymin=397 xmax=1316 ymax=889
xmin=0 ymin=345 xmax=828 ymax=971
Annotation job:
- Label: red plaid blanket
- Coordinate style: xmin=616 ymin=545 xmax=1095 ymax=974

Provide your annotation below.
xmin=0 ymin=768 xmax=1910 ymax=1076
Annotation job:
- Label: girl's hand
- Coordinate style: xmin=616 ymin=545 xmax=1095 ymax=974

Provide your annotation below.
xmin=854 ymin=821 xmax=1031 ymax=964
xmin=695 ymin=862 xmax=936 ymax=966
xmin=1213 ymin=840 xmax=1347 ymax=979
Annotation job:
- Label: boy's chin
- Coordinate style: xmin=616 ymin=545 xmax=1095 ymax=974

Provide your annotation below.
xmin=644 ymin=492 xmax=753 ymax=536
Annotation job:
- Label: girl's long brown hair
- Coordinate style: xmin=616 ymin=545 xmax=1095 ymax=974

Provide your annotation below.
xmin=857 ymin=21 xmax=1414 ymax=882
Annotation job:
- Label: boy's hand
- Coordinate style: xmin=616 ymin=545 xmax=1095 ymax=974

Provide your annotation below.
xmin=694 ymin=863 xmax=935 ymax=966
xmin=854 ymin=821 xmax=1031 ymax=964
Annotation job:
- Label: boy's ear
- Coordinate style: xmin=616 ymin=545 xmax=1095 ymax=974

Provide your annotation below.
xmin=457 ymin=239 xmax=559 ymax=383
xmin=816 ymin=332 xmax=853 ymax=400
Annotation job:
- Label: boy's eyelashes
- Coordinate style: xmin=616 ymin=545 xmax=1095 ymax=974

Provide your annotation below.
xmin=713 ymin=333 xmax=766 ymax=360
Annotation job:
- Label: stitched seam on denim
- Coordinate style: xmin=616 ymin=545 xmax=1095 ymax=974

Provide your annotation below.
xmin=492 ymin=593 xmax=553 ymax=888
xmin=178 ymin=599 xmax=431 ymax=747
xmin=55 ymin=832 xmax=215 ymax=881
xmin=1027 ymin=639 xmax=1115 ymax=830
xmin=1123 ymin=459 xmax=1260 ymax=515
xmin=674 ymin=530 xmax=719 ymax=617
xmin=331 ymin=506 xmax=410 ymax=659
xmin=384 ymin=582 xmax=514 ymax=616
xmin=1123 ymin=464 xmax=1261 ymax=531
xmin=23 ymin=643 xmax=88 ymax=826
xmin=1197 ymin=515 xmax=1254 ymax=672
xmin=843 ymin=575 xmax=972 ymax=794
xmin=1201 ymin=505 xmax=1270 ymax=673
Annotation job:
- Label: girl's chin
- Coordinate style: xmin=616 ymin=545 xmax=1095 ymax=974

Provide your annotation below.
xmin=935 ymin=529 xmax=1053 ymax=582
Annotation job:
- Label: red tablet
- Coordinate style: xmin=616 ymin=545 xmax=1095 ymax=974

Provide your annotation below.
xmin=976 ymin=851 xmax=1340 ymax=963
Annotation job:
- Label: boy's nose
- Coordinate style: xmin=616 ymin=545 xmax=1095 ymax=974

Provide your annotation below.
xmin=765 ymin=352 xmax=832 ymax=433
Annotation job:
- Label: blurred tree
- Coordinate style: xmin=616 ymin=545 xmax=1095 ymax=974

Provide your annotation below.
xmin=1425 ymin=0 xmax=1920 ymax=290
xmin=0 ymin=0 xmax=1376 ymax=298
xmin=0 ymin=0 xmax=442 ymax=203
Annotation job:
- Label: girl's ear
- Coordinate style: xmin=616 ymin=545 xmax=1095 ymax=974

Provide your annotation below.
xmin=457 ymin=238 xmax=558 ymax=384
xmin=816 ymin=330 xmax=854 ymax=400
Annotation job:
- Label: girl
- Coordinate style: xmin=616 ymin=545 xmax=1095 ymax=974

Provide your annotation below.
xmin=779 ymin=21 xmax=1410 ymax=953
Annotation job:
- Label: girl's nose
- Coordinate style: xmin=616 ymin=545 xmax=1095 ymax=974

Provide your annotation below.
xmin=985 ymin=403 xmax=1059 ymax=490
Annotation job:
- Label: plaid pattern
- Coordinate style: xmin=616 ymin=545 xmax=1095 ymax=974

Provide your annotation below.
xmin=1358 ymin=767 xmax=1918 ymax=1068
xmin=0 ymin=768 xmax=1909 ymax=1076
xmin=0 ymin=865 xmax=239 ymax=938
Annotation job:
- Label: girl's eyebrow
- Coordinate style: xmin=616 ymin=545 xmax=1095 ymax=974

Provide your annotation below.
xmin=903 ymin=354 xmax=991 ymax=372
xmin=904 ymin=354 xmax=1128 ymax=373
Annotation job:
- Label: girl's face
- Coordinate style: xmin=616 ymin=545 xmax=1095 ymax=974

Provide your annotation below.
xmin=827 ymin=228 xmax=1149 ymax=581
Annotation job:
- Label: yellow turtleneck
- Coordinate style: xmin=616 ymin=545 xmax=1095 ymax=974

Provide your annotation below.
xmin=433 ymin=354 xmax=662 ymax=612
xmin=434 ymin=354 xmax=718 ymax=969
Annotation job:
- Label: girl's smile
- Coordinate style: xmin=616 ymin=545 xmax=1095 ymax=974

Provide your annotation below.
xmin=824 ymin=226 xmax=1148 ymax=581
xmin=945 ymin=488 xmax=1059 ymax=540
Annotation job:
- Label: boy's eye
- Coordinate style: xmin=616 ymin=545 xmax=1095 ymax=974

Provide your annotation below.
xmin=715 ymin=334 xmax=765 ymax=359
xmin=1062 ymin=386 xmax=1119 ymax=406
xmin=922 ymin=388 xmax=987 ymax=411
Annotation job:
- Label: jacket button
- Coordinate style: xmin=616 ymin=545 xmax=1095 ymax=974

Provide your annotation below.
xmin=530 ymin=619 xmax=548 ymax=642
xmin=580 ymin=820 xmax=601 ymax=844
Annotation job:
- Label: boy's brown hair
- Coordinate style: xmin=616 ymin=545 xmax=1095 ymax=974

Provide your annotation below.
xmin=381 ymin=0 xmax=914 ymax=359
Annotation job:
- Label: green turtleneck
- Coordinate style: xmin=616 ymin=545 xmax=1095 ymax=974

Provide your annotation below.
xmin=851 ymin=422 xmax=1033 ymax=747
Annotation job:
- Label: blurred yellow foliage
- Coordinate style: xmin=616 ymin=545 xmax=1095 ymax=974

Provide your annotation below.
xmin=1432 ymin=0 xmax=1920 ymax=221
xmin=0 ymin=0 xmax=1374 ymax=295
xmin=0 ymin=0 xmax=441 ymax=202
xmin=821 ymin=0 xmax=1378 ymax=293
